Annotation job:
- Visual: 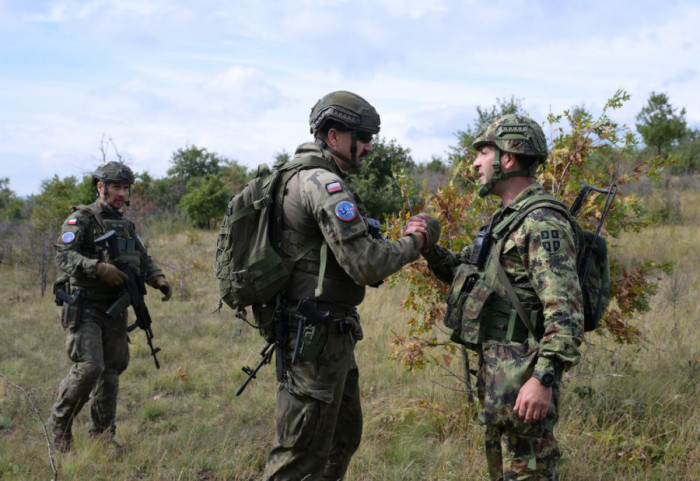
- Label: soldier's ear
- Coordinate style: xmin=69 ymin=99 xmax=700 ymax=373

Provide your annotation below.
xmin=96 ymin=181 xmax=105 ymax=198
xmin=501 ymin=152 xmax=518 ymax=172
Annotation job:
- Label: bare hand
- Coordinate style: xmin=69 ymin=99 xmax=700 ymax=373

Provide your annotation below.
xmin=514 ymin=377 xmax=552 ymax=423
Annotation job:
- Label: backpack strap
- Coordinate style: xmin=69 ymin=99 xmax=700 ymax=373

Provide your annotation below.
xmin=492 ymin=242 xmax=538 ymax=340
xmin=273 ymin=156 xmax=335 ymax=298
xmin=490 ymin=194 xmax=577 ymax=340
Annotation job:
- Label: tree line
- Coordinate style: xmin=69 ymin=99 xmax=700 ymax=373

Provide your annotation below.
xmin=0 ymin=90 xmax=694 ymax=299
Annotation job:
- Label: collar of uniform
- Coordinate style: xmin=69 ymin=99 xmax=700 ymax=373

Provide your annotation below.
xmin=292 ymin=141 xmax=347 ymax=179
xmin=501 ymin=182 xmax=545 ymax=215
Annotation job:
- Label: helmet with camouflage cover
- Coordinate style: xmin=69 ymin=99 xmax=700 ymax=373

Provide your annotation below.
xmin=92 ymin=161 xmax=135 ymax=187
xmin=472 ymin=114 xmax=548 ymax=197
xmin=309 ymin=90 xmax=381 ymax=137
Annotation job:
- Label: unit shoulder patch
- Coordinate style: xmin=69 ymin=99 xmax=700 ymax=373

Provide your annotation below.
xmin=540 ymin=229 xmax=561 ymax=253
xmin=334 ymin=201 xmax=357 ymax=222
xmin=61 ymin=232 xmax=76 ymax=244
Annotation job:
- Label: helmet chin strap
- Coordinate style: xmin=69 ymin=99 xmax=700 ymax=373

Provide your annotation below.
xmin=318 ymin=131 xmax=361 ymax=169
xmin=478 ymin=148 xmax=532 ymax=198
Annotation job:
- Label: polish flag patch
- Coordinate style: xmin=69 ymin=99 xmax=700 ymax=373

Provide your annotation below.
xmin=326 ymin=182 xmax=343 ymax=194
xmin=67 ymin=218 xmax=78 ymax=225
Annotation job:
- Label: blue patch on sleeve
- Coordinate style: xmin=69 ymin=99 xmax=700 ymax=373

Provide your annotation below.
xmin=61 ymin=232 xmax=76 ymax=244
xmin=335 ymin=201 xmax=357 ymax=222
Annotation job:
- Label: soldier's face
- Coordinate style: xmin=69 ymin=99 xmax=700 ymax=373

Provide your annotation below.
xmin=330 ymin=129 xmax=373 ymax=170
xmin=98 ymin=181 xmax=130 ymax=209
xmin=473 ymin=145 xmax=496 ymax=185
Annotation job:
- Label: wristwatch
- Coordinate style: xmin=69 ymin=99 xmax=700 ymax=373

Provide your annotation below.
xmin=532 ymin=371 xmax=555 ymax=388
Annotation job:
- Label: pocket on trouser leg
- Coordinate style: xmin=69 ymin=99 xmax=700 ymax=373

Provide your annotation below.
xmin=479 ymin=342 xmax=546 ymax=437
xmin=276 ymin=388 xmax=321 ymax=450
xmin=502 ymin=429 xmax=560 ymax=480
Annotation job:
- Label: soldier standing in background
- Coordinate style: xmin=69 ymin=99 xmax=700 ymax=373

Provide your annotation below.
xmin=407 ymin=114 xmax=584 ymax=480
xmin=261 ymin=91 xmax=440 ymax=480
xmin=48 ymin=161 xmax=172 ymax=452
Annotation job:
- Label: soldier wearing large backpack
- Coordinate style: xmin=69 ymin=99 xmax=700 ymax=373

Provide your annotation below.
xmin=47 ymin=161 xmax=172 ymax=452
xmin=261 ymin=91 xmax=440 ymax=480
xmin=408 ymin=114 xmax=584 ymax=480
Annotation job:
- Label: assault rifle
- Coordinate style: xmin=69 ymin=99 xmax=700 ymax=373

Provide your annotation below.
xmin=569 ymin=181 xmax=617 ymax=283
xmin=235 ymin=298 xmax=330 ymax=396
xmin=96 ymin=230 xmax=162 ymax=369
xmin=235 ymin=342 xmax=275 ymax=396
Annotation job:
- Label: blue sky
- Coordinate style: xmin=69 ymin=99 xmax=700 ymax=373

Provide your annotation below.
xmin=1 ymin=0 xmax=698 ymax=196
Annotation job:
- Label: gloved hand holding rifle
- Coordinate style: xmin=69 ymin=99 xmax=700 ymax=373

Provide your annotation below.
xmin=95 ymin=230 xmax=162 ymax=369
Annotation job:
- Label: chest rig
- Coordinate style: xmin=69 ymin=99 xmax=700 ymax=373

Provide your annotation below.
xmin=444 ymin=194 xmax=574 ymax=352
xmin=101 ymin=217 xmax=141 ymax=272
xmin=83 ymin=202 xmax=141 ymax=273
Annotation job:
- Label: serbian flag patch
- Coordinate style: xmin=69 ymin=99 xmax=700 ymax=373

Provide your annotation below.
xmin=326 ymin=182 xmax=343 ymax=194
xmin=61 ymin=232 xmax=76 ymax=244
xmin=67 ymin=218 xmax=78 ymax=225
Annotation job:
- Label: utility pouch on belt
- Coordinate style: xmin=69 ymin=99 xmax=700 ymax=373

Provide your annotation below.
xmin=61 ymin=302 xmax=82 ymax=330
xmin=298 ymin=322 xmax=329 ymax=363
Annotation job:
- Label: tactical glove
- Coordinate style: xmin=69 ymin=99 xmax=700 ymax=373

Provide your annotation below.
xmin=422 ymin=214 xmax=441 ymax=252
xmin=153 ymin=276 xmax=172 ymax=301
xmin=96 ymin=263 xmax=128 ymax=287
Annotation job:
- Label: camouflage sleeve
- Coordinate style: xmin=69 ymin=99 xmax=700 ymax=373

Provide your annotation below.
xmin=299 ymin=169 xmax=420 ymax=286
xmin=421 ymin=244 xmax=472 ymax=285
xmin=512 ymin=208 xmax=584 ymax=374
xmin=54 ymin=210 xmax=100 ymax=277
xmin=129 ymin=220 xmax=164 ymax=285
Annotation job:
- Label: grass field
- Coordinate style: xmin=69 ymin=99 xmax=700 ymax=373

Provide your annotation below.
xmin=1 ymin=184 xmax=698 ymax=480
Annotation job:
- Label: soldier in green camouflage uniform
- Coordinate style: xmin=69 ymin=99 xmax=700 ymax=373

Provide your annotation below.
xmin=410 ymin=114 xmax=583 ymax=480
xmin=48 ymin=161 xmax=172 ymax=452
xmin=262 ymin=91 xmax=440 ymax=481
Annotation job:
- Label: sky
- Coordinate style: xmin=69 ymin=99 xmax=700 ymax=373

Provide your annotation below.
xmin=1 ymin=0 xmax=698 ymax=197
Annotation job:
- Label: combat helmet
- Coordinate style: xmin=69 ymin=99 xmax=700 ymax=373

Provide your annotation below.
xmin=472 ymin=114 xmax=548 ymax=197
xmin=92 ymin=161 xmax=135 ymax=187
xmin=309 ymin=90 xmax=380 ymax=168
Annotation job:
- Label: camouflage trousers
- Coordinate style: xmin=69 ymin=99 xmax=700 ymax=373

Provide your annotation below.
xmin=477 ymin=342 xmax=561 ymax=481
xmin=49 ymin=304 xmax=129 ymax=437
xmin=263 ymin=326 xmax=361 ymax=481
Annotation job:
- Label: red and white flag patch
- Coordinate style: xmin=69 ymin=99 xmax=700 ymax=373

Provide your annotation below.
xmin=326 ymin=182 xmax=343 ymax=194
xmin=67 ymin=218 xmax=78 ymax=225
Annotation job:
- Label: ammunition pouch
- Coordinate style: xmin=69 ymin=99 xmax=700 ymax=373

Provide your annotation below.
xmin=61 ymin=301 xmax=83 ymax=330
xmin=291 ymin=307 xmax=361 ymax=363
xmin=297 ymin=322 xmax=329 ymax=363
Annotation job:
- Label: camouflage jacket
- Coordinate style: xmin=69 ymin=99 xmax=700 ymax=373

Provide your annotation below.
xmin=281 ymin=142 xmax=421 ymax=307
xmin=54 ymin=198 xmax=163 ymax=299
xmin=424 ymin=183 xmax=584 ymax=375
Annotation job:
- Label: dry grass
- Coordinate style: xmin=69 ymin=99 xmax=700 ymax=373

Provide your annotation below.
xmin=1 ymin=181 xmax=699 ymax=480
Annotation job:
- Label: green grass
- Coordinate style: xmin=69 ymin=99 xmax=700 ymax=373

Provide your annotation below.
xmin=1 ymin=182 xmax=699 ymax=480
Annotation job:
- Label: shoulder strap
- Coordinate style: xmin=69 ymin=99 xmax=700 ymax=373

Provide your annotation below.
xmin=492 ymin=194 xmax=570 ymax=240
xmin=490 ymin=194 xmax=574 ymax=340
xmin=492 ymin=242 xmax=538 ymax=339
xmin=274 ymin=158 xmax=332 ymax=298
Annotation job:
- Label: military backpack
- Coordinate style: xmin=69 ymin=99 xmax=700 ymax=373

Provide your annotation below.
xmin=214 ymin=158 xmax=328 ymax=333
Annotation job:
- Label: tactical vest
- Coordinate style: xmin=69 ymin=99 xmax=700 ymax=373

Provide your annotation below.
xmin=69 ymin=202 xmax=141 ymax=292
xmin=444 ymin=195 xmax=581 ymax=353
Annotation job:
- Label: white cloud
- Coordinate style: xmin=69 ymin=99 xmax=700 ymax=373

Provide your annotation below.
xmin=1 ymin=0 xmax=698 ymax=197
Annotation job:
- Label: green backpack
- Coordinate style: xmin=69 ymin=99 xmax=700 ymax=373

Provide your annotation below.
xmin=214 ymin=159 xmax=327 ymax=331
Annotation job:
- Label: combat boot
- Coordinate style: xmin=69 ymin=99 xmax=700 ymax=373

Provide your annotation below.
xmin=89 ymin=430 xmax=125 ymax=454
xmin=48 ymin=415 xmax=72 ymax=453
